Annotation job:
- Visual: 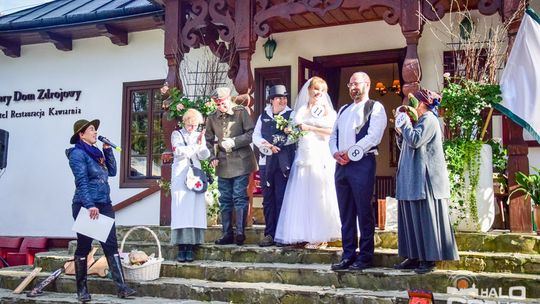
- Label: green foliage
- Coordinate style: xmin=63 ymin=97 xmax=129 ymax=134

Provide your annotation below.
xmin=274 ymin=114 xmax=306 ymax=142
xmin=441 ymin=75 xmax=503 ymax=229
xmin=444 ymin=139 xmax=483 ymax=229
xmin=167 ymin=88 xmax=216 ymax=126
xmin=511 ymin=168 xmax=540 ymax=206
xmin=441 ymin=76 xmax=502 ymax=141
xmin=486 ymin=138 xmax=508 ymax=175
xmin=157 ymin=179 xmax=171 ymax=196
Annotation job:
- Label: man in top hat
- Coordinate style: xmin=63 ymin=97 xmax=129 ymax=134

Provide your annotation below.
xmin=253 ymin=85 xmax=296 ymax=247
xmin=205 ymin=87 xmax=258 ymax=246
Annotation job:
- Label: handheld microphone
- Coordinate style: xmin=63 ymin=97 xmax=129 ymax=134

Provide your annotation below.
xmin=98 ymin=136 xmax=122 ymax=152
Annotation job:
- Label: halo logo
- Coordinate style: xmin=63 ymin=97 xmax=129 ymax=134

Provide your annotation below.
xmin=446 ymin=274 xmax=527 ymax=303
xmin=447 ymin=275 xmax=479 ymax=297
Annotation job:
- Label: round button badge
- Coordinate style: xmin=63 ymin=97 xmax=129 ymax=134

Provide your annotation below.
xmin=395 ymin=112 xmax=409 ymax=128
xmin=259 ymin=146 xmax=273 ymax=156
xmin=347 ymin=145 xmax=364 ymax=161
xmin=310 ymin=104 xmax=325 ymax=118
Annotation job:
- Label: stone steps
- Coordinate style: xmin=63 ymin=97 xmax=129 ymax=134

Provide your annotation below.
xmin=115 ymin=225 xmax=540 ymax=254
xmin=62 ymin=241 xmax=540 ymax=275
xmin=1 ymin=225 xmax=538 ymax=303
xmin=31 ymin=251 xmax=540 ymax=298
xmin=0 ymin=287 xmax=215 ymax=303
xmin=4 ymin=267 xmax=536 ymax=304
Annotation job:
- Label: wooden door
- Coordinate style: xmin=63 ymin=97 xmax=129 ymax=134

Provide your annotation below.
xmin=254 ymin=66 xmax=291 ymax=118
xmin=298 ymin=57 xmax=324 ymax=89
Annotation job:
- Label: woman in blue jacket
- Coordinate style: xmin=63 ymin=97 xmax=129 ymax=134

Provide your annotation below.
xmin=66 ymin=119 xmax=135 ymax=302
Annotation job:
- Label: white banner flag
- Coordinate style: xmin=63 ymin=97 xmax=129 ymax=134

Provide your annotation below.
xmin=498 ymin=8 xmax=540 ymax=143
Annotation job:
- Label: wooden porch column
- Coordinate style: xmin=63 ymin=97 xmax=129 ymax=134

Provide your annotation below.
xmin=503 ymin=0 xmax=531 ymax=232
xmin=160 ymin=0 xmax=185 ymax=226
xmin=233 ymin=0 xmax=255 ymax=97
xmin=400 ymin=0 xmax=422 ymax=102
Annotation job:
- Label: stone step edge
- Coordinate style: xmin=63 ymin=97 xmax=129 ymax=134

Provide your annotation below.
xmin=4 ymin=268 xmax=537 ymax=303
xmin=31 ymin=253 xmax=540 ymax=281
xmin=0 ymin=287 xmax=219 ymax=303
xmin=61 ymin=243 xmax=540 ymax=260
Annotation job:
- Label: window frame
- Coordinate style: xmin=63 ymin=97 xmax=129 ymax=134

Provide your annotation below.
xmin=120 ymin=79 xmax=165 ymax=188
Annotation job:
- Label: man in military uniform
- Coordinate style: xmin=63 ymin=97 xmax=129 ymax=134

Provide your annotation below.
xmin=206 ymin=87 xmax=258 ymax=245
xmin=253 ymin=85 xmax=296 ymax=247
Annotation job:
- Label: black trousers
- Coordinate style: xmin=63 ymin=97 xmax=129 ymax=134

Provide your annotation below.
xmin=72 ymin=203 xmax=118 ymax=257
xmin=260 ymin=163 xmax=288 ymax=238
xmin=335 ymin=154 xmax=376 ymax=263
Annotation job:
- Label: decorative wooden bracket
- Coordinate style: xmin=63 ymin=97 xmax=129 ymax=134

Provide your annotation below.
xmin=0 ymin=38 xmax=21 ymax=58
xmin=39 ymin=31 xmax=72 ymax=51
xmin=96 ymin=24 xmax=128 ymax=46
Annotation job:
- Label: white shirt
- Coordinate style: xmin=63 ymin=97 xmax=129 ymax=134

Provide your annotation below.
xmin=253 ymin=105 xmax=293 ymax=166
xmin=329 ymin=99 xmax=387 ymax=156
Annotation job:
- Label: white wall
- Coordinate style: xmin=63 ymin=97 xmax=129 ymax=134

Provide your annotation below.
xmin=0 ymin=30 xmax=167 ymax=237
xmin=251 ymin=21 xmax=406 ymax=104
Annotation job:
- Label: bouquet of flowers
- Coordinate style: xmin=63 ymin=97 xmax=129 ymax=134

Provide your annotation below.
xmin=274 ymin=114 xmax=306 ymax=143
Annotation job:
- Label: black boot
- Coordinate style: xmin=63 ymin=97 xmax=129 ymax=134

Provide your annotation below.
xmin=215 ymin=211 xmax=234 ymax=245
xmin=106 ymin=254 xmax=136 ymax=298
xmin=235 ymin=206 xmax=248 ymax=245
xmin=177 ymin=245 xmax=186 ymax=262
xmin=185 ymin=245 xmax=194 ymax=262
xmin=74 ymin=255 xmax=91 ymax=303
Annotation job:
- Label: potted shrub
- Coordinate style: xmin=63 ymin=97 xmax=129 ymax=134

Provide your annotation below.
xmin=507 ymin=168 xmax=540 ymax=235
xmin=441 ymin=75 xmax=502 ymax=232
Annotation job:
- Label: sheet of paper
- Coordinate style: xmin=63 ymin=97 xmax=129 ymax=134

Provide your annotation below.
xmin=72 ymin=207 xmax=114 ymax=243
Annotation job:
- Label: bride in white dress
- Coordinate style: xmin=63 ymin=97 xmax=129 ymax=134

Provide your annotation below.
xmin=274 ymin=76 xmax=341 ymax=247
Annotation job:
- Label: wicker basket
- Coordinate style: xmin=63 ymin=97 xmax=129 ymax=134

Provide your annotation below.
xmin=119 ymin=226 xmax=163 ymax=282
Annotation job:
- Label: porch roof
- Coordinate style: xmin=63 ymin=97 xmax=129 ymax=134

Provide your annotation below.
xmin=0 ymin=0 xmax=163 ymax=32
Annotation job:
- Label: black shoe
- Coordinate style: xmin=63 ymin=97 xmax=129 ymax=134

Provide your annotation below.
xmin=185 ymin=245 xmax=194 ymax=262
xmin=105 ymin=254 xmax=136 ymax=298
xmin=215 ymin=235 xmax=234 ymax=245
xmin=414 ymin=261 xmax=436 ymax=274
xmin=258 ymin=235 xmax=274 ymax=247
xmin=331 ymin=258 xmax=355 ymax=271
xmin=349 ymin=261 xmax=373 ymax=271
xmin=177 ymin=250 xmax=186 ymax=262
xmin=393 ymin=258 xmax=419 ymax=270
xmin=235 ymin=234 xmax=246 ymax=246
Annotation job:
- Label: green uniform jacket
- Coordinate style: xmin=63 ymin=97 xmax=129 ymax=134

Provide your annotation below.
xmin=205 ymin=106 xmax=258 ymax=178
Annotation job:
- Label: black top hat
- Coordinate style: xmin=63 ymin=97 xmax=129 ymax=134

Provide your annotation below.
xmin=268 ymin=85 xmax=288 ymax=100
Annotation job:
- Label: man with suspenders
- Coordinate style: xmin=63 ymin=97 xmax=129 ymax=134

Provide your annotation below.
xmin=329 ymin=72 xmax=387 ymax=271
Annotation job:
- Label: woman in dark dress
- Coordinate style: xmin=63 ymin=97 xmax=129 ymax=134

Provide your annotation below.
xmin=393 ymin=89 xmax=459 ymax=274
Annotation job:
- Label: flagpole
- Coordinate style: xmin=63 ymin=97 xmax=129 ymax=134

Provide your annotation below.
xmin=480 ymin=107 xmax=494 ymax=141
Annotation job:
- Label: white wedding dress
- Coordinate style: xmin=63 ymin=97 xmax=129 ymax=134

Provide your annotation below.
xmin=274 ymin=106 xmax=342 ymax=244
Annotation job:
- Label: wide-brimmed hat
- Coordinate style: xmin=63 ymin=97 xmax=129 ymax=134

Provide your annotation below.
xmin=268 ymin=85 xmax=288 ymax=100
xmin=70 ymin=119 xmax=100 ymax=144
xmin=211 ymin=87 xmax=231 ymax=101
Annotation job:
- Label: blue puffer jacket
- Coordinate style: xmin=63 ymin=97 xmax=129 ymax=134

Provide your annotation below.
xmin=66 ymin=147 xmax=116 ymax=208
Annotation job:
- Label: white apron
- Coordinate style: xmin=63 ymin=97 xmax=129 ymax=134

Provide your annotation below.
xmin=170 ymin=129 xmax=211 ymax=230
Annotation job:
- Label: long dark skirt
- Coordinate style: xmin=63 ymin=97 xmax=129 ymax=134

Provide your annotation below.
xmin=397 ymin=181 xmax=459 ymax=261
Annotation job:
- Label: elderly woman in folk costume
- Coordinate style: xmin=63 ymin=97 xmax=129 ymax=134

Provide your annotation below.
xmin=170 ymin=109 xmax=211 ymax=262
xmin=393 ymin=88 xmax=459 ymax=274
